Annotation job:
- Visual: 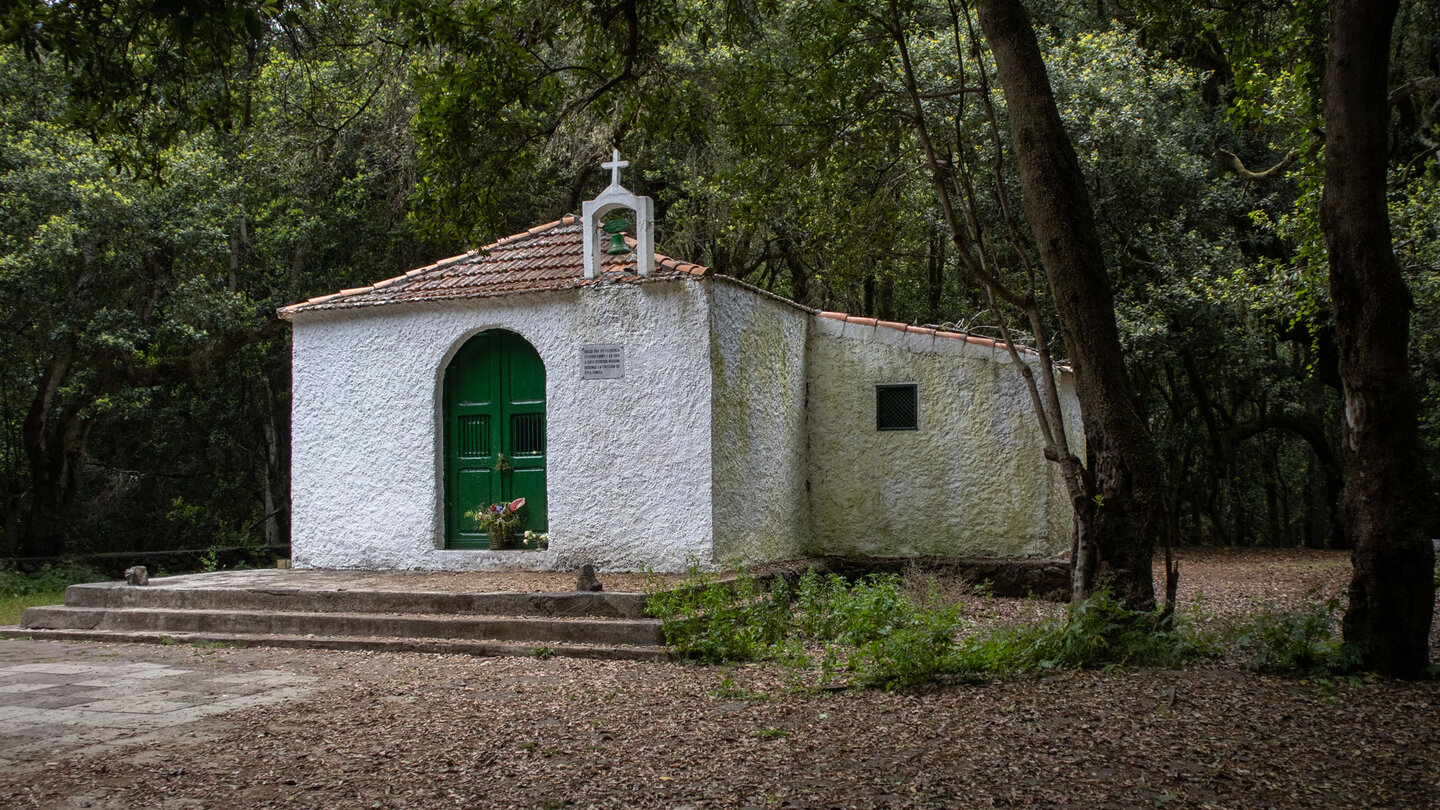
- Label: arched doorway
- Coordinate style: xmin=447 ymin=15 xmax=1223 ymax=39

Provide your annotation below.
xmin=442 ymin=329 xmax=547 ymax=548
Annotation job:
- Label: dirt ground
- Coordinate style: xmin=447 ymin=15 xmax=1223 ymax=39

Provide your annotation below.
xmin=2 ymin=548 xmax=1437 ymax=809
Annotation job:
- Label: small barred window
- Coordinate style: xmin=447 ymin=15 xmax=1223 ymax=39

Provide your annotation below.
xmin=876 ymin=384 xmax=918 ymax=431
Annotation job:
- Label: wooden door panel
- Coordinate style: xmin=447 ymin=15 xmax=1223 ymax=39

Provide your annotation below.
xmin=444 ymin=330 xmax=547 ymax=547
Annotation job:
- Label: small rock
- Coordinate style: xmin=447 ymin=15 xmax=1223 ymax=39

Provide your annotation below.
xmin=124 ymin=565 xmax=149 ymax=586
xmin=577 ymin=564 xmax=603 ymax=592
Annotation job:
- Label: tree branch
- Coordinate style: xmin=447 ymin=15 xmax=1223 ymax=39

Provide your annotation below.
xmin=99 ymin=318 xmax=289 ymax=391
xmin=1213 ymin=140 xmax=1299 ymax=181
xmin=1388 ymin=76 xmax=1440 ymax=106
xmin=1223 ymin=411 xmax=1337 ymax=467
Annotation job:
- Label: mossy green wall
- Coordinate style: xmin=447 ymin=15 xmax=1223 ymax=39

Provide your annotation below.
xmin=708 ymin=281 xmax=811 ymax=566
xmin=804 ymin=317 xmax=1075 ymax=558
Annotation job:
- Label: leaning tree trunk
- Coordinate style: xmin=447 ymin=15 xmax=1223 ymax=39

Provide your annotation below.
xmin=1321 ymin=0 xmax=1436 ymax=677
xmin=975 ymin=0 xmax=1171 ymax=608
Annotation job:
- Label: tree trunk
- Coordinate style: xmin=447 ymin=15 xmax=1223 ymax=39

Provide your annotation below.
xmin=262 ymin=374 xmax=291 ymax=549
xmin=1321 ymin=0 xmax=1436 ymax=677
xmin=975 ymin=0 xmax=1170 ymax=608
xmin=20 ymin=345 xmax=82 ymax=558
xmin=927 ymin=227 xmax=944 ymax=322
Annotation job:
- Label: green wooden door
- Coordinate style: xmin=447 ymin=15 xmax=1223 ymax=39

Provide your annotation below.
xmin=443 ymin=330 xmax=547 ymax=548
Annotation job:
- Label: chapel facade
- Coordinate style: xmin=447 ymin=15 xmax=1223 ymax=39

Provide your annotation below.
xmin=279 ymin=155 xmax=1079 ymax=572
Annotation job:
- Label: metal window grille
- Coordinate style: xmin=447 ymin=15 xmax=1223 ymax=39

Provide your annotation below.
xmin=511 ymin=413 xmax=546 ymax=455
xmin=876 ymin=384 xmax=918 ymax=431
xmin=457 ymin=415 xmax=491 ymax=457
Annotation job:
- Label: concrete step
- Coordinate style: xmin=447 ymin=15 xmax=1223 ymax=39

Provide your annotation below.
xmin=63 ymin=581 xmax=650 ymax=619
xmin=0 ymin=626 xmax=671 ymax=662
xmin=20 ymin=605 xmax=665 ymax=647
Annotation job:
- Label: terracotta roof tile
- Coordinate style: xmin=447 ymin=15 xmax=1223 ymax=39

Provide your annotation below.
xmin=277 ymin=215 xmax=1060 ymax=366
xmin=811 ymin=310 xmax=1048 ymax=358
xmin=279 ymin=215 xmax=710 ymax=317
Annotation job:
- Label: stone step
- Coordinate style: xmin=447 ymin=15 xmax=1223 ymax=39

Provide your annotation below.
xmin=63 ymin=581 xmax=650 ymax=619
xmin=20 ymin=606 xmax=665 ymax=647
xmin=0 ymin=627 xmax=671 ymax=663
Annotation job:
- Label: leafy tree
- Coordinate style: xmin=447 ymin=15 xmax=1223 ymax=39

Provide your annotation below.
xmin=0 ymin=3 xmax=430 ymax=558
xmin=0 ymin=74 xmax=278 ymax=556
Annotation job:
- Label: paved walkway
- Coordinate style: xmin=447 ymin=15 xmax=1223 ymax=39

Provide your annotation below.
xmin=0 ymin=639 xmax=315 ymax=771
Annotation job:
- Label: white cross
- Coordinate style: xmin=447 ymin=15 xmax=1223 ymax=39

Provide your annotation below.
xmin=602 ymin=149 xmax=629 ymax=187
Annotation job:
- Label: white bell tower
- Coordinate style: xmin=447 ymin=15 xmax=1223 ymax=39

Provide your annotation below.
xmin=581 ymin=150 xmax=655 ymax=279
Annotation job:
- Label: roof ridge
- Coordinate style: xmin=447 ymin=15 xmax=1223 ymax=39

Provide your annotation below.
xmin=483 ymin=214 xmax=579 ymax=252
xmin=815 ymin=310 xmax=1047 ymax=357
xmin=278 ymin=251 xmax=478 ymax=314
xmin=279 ymin=213 xmax=712 ymax=318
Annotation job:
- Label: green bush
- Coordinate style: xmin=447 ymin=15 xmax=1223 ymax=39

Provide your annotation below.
xmin=1231 ymin=595 xmax=1361 ymax=676
xmin=645 ymin=568 xmax=791 ymax=664
xmin=951 ymin=589 xmax=1215 ymax=676
xmin=0 ymin=562 xmax=108 ymax=625
xmin=648 ymin=568 xmax=962 ymax=686
xmin=797 ymin=572 xmax=962 ymax=689
xmin=648 ymin=573 xmax=1214 ymax=689
xmin=0 ymin=562 xmax=108 ymax=598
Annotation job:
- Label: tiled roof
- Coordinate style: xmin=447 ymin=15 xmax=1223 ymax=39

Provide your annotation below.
xmin=814 ymin=310 xmax=1052 ymax=360
xmin=278 ymin=215 xmax=709 ymax=317
xmin=277 ymin=215 xmax=1061 ymax=366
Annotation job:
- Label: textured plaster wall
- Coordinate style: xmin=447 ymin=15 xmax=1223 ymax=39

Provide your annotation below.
xmin=289 ymin=281 xmax=715 ymax=572
xmin=708 ymin=280 xmax=811 ymax=566
xmin=805 ymin=318 xmax=1077 ymax=558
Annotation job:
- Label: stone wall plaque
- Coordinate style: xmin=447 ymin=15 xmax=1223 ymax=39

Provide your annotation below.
xmin=581 ymin=344 xmax=625 ymax=379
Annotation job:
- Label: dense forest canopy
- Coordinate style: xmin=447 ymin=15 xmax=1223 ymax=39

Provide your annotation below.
xmin=1 ymin=0 xmax=1437 ymax=567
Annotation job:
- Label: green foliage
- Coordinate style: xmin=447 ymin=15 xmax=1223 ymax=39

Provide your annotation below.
xmin=1231 ymin=595 xmax=1362 ymax=677
xmin=649 ymin=568 xmax=961 ymax=688
xmin=198 ymin=544 xmax=222 ymax=574
xmin=0 ymin=562 xmax=107 ymax=598
xmin=649 ymin=573 xmax=1215 ymax=689
xmin=0 ymin=4 xmax=431 ymax=558
xmin=793 ymin=572 xmax=962 ymax=689
xmin=951 ymin=590 xmax=1215 ymax=676
xmin=0 ymin=562 xmax=107 ymax=624
xmin=645 ymin=566 xmax=792 ymax=664
xmin=0 ymin=0 xmax=1436 ymax=570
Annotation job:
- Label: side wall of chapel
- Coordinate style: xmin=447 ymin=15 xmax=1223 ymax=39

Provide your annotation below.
xmin=804 ymin=315 xmax=1078 ymax=559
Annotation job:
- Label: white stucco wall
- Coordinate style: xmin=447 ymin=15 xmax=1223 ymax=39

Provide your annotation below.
xmin=708 ymin=280 xmax=811 ymax=566
xmin=805 ymin=317 xmax=1077 ymax=558
xmin=288 ymin=281 xmax=715 ymax=572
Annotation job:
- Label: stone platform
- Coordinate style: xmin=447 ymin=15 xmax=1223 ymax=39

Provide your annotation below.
xmin=2 ymin=569 xmax=674 ymax=662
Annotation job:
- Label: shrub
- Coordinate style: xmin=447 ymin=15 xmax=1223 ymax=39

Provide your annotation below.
xmin=796 ymin=572 xmax=962 ymax=689
xmin=645 ymin=568 xmax=791 ymax=664
xmin=1231 ymin=595 xmax=1361 ymax=677
xmin=648 ymin=573 xmax=1214 ymax=689
xmin=951 ymin=589 xmax=1215 ymax=676
xmin=0 ymin=562 xmax=108 ymax=598
xmin=648 ymin=568 xmax=962 ymax=686
xmin=0 ymin=562 xmax=108 ymax=625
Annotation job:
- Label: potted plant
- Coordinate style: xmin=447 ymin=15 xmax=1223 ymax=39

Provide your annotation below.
xmin=470 ymin=498 xmax=526 ymax=549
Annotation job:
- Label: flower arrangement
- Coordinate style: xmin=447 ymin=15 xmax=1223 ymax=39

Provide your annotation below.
xmin=469 ymin=497 xmax=526 ymax=549
xmin=524 ymin=531 xmax=550 ymax=550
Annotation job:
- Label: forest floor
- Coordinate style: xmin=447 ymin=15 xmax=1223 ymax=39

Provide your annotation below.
xmin=1 ymin=548 xmax=1437 ymax=809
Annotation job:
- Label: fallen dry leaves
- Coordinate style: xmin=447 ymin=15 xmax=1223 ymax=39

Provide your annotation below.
xmin=3 ymin=548 xmax=1437 ymax=809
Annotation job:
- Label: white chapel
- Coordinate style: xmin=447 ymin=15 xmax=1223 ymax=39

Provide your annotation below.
xmin=279 ymin=153 xmax=1080 ymax=572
